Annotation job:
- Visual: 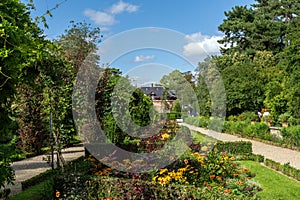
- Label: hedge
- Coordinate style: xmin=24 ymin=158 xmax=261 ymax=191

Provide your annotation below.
xmin=166 ymin=112 xmax=181 ymax=120
xmin=21 ymin=156 xmax=87 ymax=191
xmin=213 ymin=141 xmax=252 ymax=155
xmin=265 ymin=158 xmax=300 ymax=181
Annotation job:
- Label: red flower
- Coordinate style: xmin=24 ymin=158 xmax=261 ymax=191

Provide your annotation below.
xmin=224 ymin=188 xmax=231 ymax=193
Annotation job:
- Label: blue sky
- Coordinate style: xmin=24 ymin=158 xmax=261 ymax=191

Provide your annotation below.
xmin=25 ymin=0 xmax=255 ymax=85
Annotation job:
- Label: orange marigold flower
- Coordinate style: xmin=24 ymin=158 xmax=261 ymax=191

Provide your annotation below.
xmin=224 ymin=188 xmax=231 ymax=193
xmin=210 ymin=175 xmax=215 ymax=179
xmin=242 ymin=168 xmax=248 ymax=173
xmin=184 ymin=159 xmax=189 ymax=165
xmin=55 ymin=191 xmax=60 ymax=198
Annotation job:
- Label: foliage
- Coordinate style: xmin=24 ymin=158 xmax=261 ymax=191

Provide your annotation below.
xmin=278 ymin=112 xmax=291 ymax=123
xmin=281 ymin=125 xmax=300 ymax=148
xmin=238 ymin=111 xmax=257 ymax=122
xmin=243 ymin=122 xmax=271 ymax=140
xmin=0 ymin=0 xmax=47 ymax=189
xmin=66 ymin=176 xmax=248 ymax=200
xmin=195 ymin=57 xmax=212 ymax=116
xmin=184 ymin=116 xmax=209 ymax=128
xmin=218 ymin=0 xmax=300 ymax=55
xmin=55 ymin=21 xmax=101 ymax=72
xmin=216 ymin=0 xmax=300 ymax=121
xmin=213 ymin=141 xmax=252 ymax=155
xmin=160 ymin=70 xmax=198 ymax=114
xmin=215 ymin=51 xmax=275 ymax=116
xmin=152 ymin=151 xmax=261 ymax=197
xmin=265 ymin=159 xmax=300 ymax=181
xmin=171 ymin=99 xmax=181 ymax=113
xmin=129 ymin=88 xmax=153 ymax=127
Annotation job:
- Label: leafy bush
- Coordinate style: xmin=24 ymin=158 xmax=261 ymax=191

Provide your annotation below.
xmin=278 ymin=112 xmax=291 ymax=123
xmin=242 ymin=123 xmax=270 ymax=140
xmin=21 ymin=168 xmax=54 ymax=191
xmin=83 ymin=176 xmax=247 ymax=200
xmin=265 ymin=159 xmax=300 ymax=181
xmin=281 ymin=125 xmax=300 ymax=148
xmin=207 ymin=117 xmax=224 ymax=132
xmin=213 ymin=141 xmax=252 ymax=155
xmin=234 ymin=153 xmax=264 ymax=163
xmin=238 ymin=111 xmax=257 ymax=122
xmin=184 ymin=116 xmax=208 ymax=128
xmin=166 ymin=112 xmax=181 ymax=120
xmin=223 ymin=121 xmax=248 ymax=135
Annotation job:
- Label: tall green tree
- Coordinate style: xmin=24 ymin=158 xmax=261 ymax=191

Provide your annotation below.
xmin=218 ymin=0 xmax=300 ymax=55
xmin=0 ymin=0 xmax=49 ymax=188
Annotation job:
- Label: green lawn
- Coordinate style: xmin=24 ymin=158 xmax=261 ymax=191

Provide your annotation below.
xmin=9 ymin=180 xmax=52 ymax=200
xmin=191 ymin=130 xmax=217 ymax=144
xmin=239 ymin=161 xmax=300 ymax=200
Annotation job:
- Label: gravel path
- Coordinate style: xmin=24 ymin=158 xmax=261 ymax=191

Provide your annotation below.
xmin=182 ymin=123 xmax=300 ymax=170
xmin=6 ymin=144 xmax=85 ymax=196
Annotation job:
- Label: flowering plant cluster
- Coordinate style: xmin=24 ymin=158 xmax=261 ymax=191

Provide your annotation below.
xmin=151 ymin=149 xmax=261 ymax=197
xmin=123 ymin=120 xmax=179 ymax=153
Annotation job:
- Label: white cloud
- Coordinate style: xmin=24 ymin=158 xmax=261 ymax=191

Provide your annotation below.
xmin=134 ymin=55 xmax=155 ymax=63
xmin=183 ymin=33 xmax=223 ymax=58
xmin=84 ymin=1 xmax=139 ymax=30
xmin=84 ymin=9 xmax=116 ymax=26
xmin=109 ymin=0 xmax=139 ymax=14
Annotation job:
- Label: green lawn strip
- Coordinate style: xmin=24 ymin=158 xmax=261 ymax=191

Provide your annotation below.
xmin=238 ymin=160 xmax=300 ymax=200
xmin=191 ymin=130 xmax=218 ymax=143
xmin=9 ymin=180 xmax=52 ymax=200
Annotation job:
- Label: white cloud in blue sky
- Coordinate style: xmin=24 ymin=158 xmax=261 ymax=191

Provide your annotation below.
xmin=109 ymin=0 xmax=139 ymax=14
xmin=84 ymin=0 xmax=139 ymax=30
xmin=134 ymin=55 xmax=155 ymax=63
xmin=183 ymin=33 xmax=223 ymax=59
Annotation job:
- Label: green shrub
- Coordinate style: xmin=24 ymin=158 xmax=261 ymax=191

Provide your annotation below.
xmin=238 ymin=111 xmax=257 ymax=122
xmin=166 ymin=112 xmax=181 ymax=120
xmin=281 ymin=125 xmax=300 ymax=148
xmin=234 ymin=153 xmax=264 ymax=162
xmin=278 ymin=112 xmax=291 ymax=123
xmin=184 ymin=116 xmax=208 ymax=128
xmin=207 ymin=117 xmax=224 ymax=132
xmin=21 ymin=168 xmax=55 ymax=191
xmin=243 ymin=123 xmax=270 ymax=139
xmin=265 ymin=159 xmax=300 ymax=181
xmin=213 ymin=141 xmax=252 ymax=155
xmin=223 ymin=121 xmax=248 ymax=136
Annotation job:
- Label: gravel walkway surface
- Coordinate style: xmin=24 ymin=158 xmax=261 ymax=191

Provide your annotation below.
xmin=7 ymin=144 xmax=84 ymax=196
xmin=183 ymin=123 xmax=300 ymax=170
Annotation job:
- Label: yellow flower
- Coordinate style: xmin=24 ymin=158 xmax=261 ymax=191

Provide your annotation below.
xmin=161 ymin=133 xmax=170 ymax=141
xmin=159 ymin=168 xmax=168 ymax=174
xmin=152 ymin=176 xmax=158 ymax=182
xmin=201 ymin=146 xmax=208 ymax=151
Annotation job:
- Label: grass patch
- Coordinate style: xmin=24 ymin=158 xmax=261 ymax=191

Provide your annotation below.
xmin=191 ymin=130 xmax=217 ymax=144
xmin=9 ymin=180 xmax=52 ymax=200
xmin=239 ymin=160 xmax=300 ymax=200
